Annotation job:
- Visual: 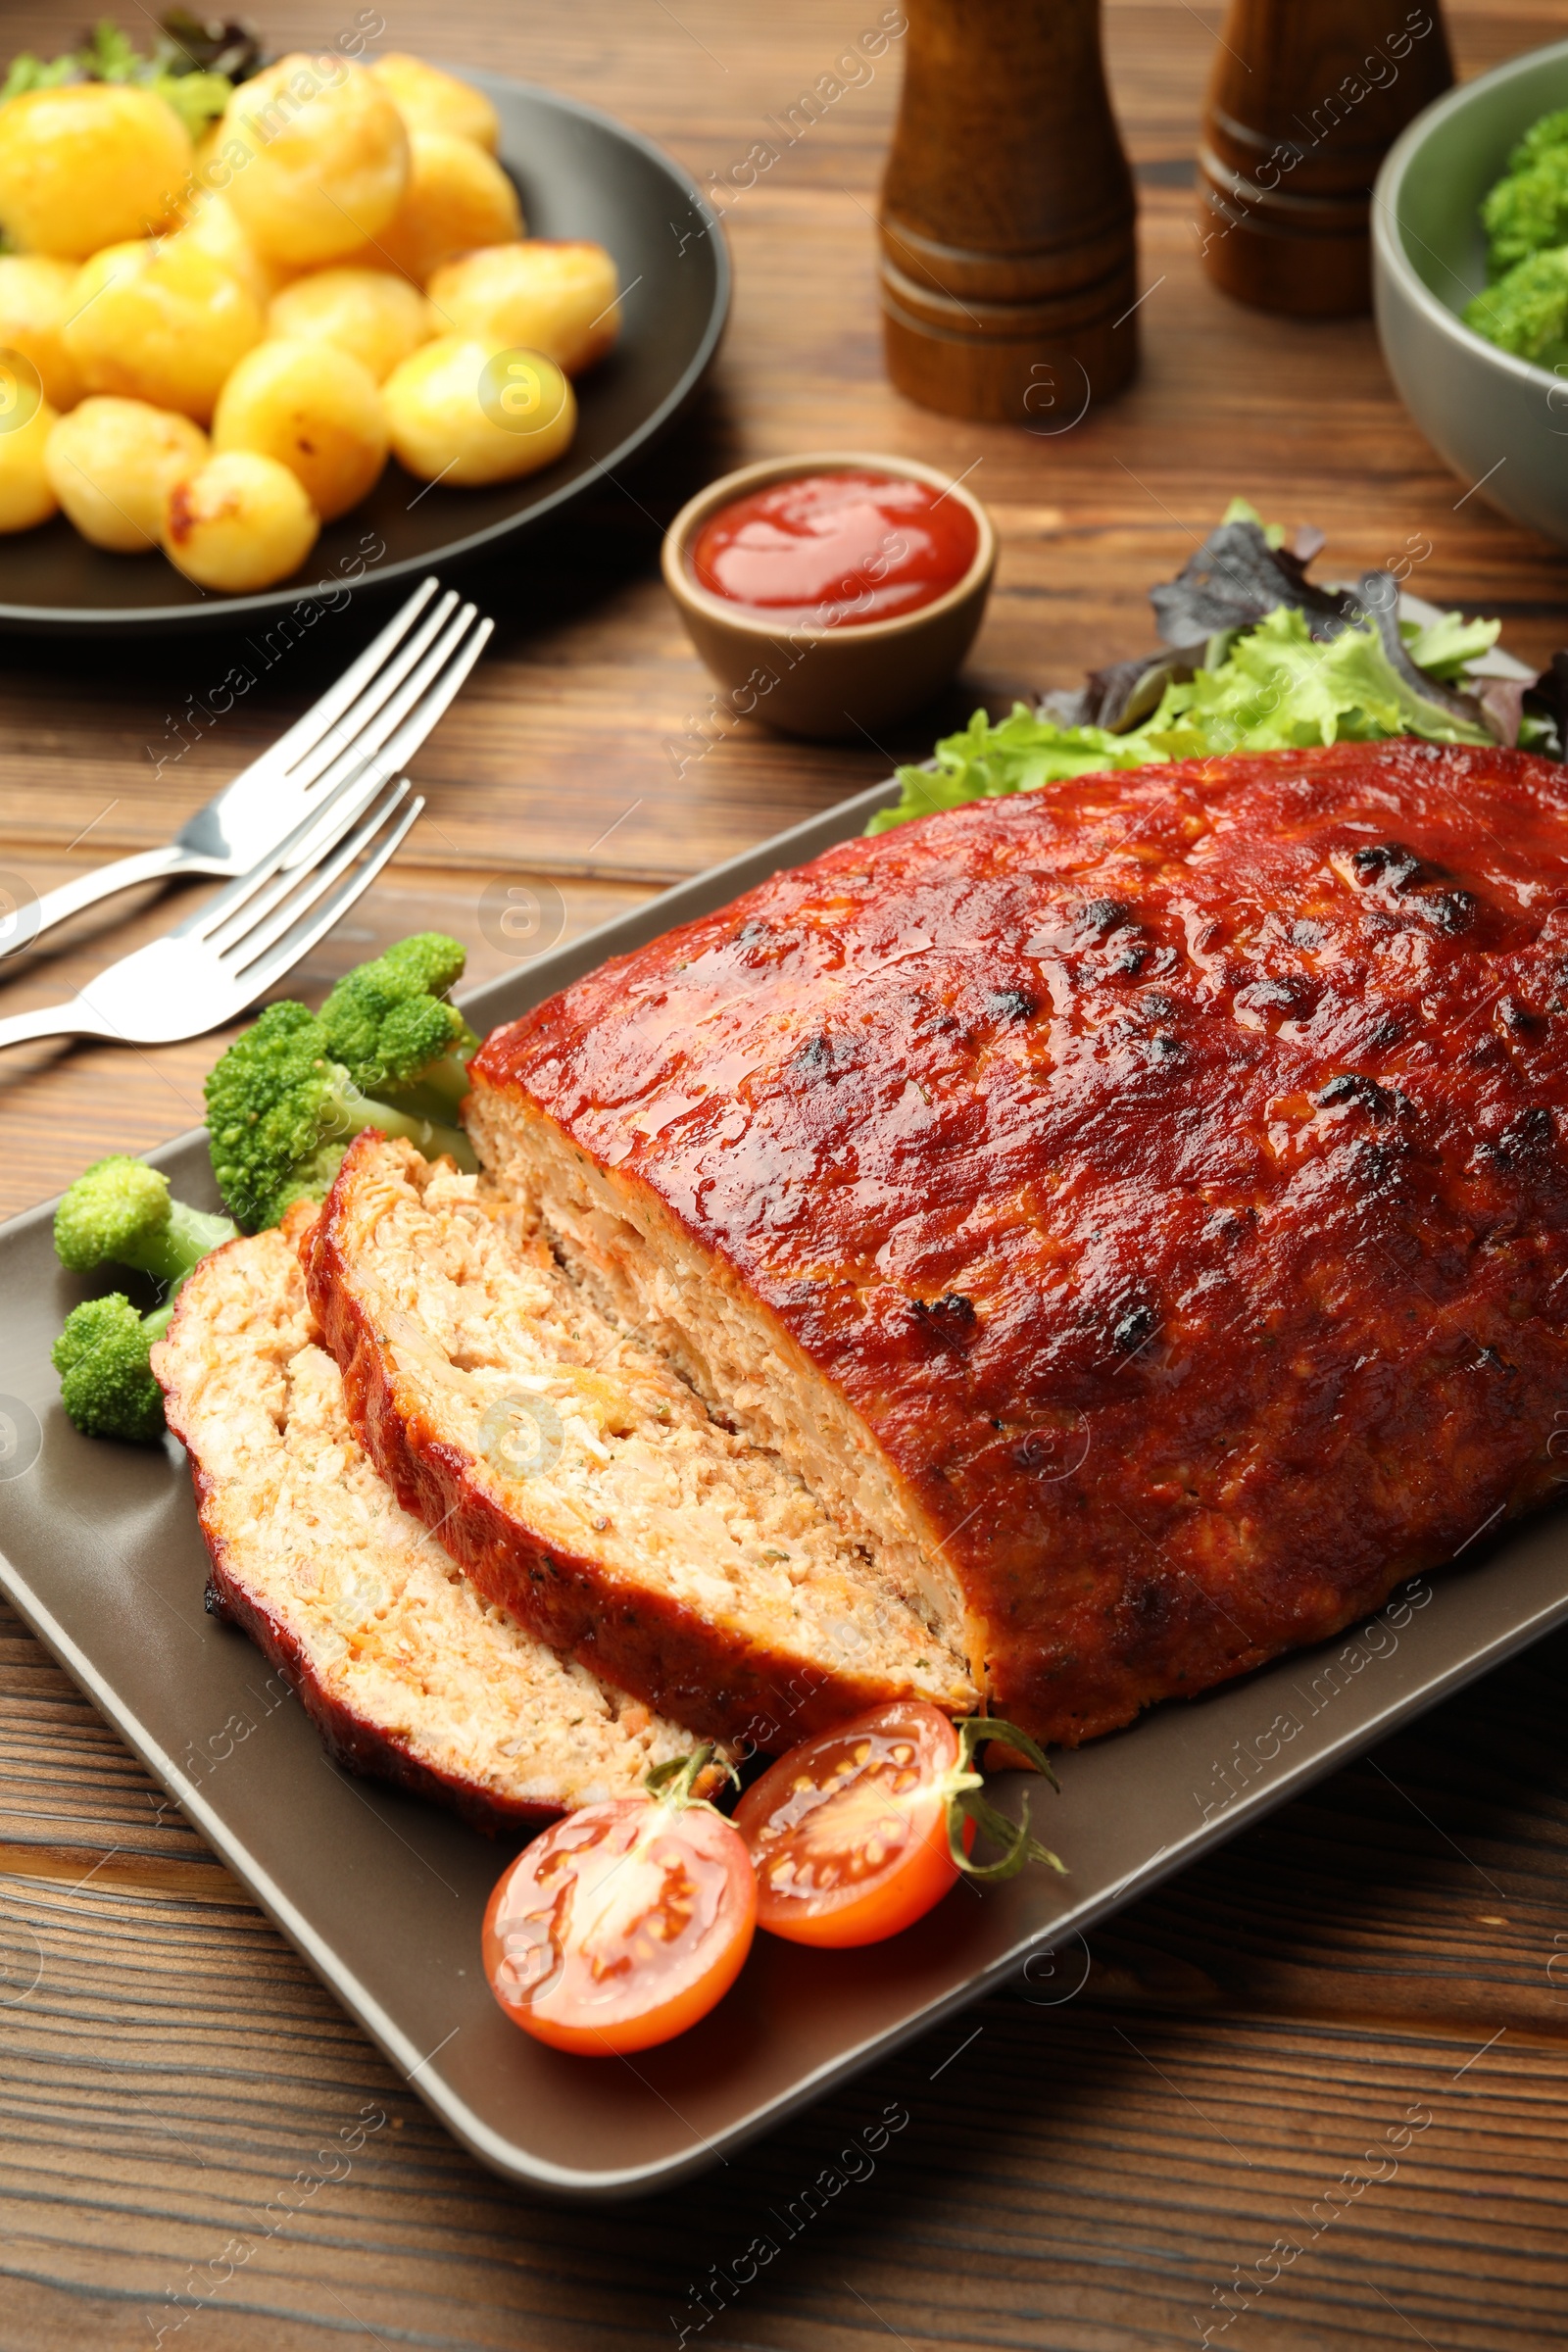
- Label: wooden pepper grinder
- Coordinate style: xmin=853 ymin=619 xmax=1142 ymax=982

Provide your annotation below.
xmin=878 ymin=0 xmax=1138 ymax=424
xmin=1199 ymin=0 xmax=1453 ymax=316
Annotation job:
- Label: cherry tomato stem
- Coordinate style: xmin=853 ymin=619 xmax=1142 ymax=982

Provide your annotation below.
xmin=735 ymin=1705 xmax=1065 ymax=1950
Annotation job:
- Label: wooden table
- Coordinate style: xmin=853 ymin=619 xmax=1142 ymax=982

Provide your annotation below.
xmin=1 ymin=2 xmax=1566 ymax=2343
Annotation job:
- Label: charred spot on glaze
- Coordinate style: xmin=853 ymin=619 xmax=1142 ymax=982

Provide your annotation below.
xmin=1421 ymin=888 xmax=1479 ymax=935
xmin=1498 ymin=1104 xmax=1556 ymax=1161
xmin=985 ymin=988 xmax=1037 ymax=1024
xmin=1112 ymin=1302 xmax=1159 ymax=1354
xmin=910 ymin=1293 xmax=977 ymax=1346
xmin=1317 ymin=1072 xmax=1396 ymax=1118
xmin=1352 ymin=842 xmax=1425 ymax=891
xmin=1349 ymin=843 xmax=1478 ymax=934
xmin=1077 ymin=898 xmax=1127 ymax=936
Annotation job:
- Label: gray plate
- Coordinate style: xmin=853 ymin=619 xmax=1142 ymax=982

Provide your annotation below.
xmin=0 ymin=70 xmax=729 ymax=636
xmin=1 ymin=775 xmax=1566 ymax=2200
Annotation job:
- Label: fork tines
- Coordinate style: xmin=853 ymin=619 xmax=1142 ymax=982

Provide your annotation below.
xmin=219 ymin=779 xmax=424 ymax=996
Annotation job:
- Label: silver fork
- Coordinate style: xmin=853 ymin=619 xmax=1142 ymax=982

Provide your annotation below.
xmin=6 ymin=576 xmax=492 ymax=955
xmin=0 ymin=763 xmax=423 ymax=1051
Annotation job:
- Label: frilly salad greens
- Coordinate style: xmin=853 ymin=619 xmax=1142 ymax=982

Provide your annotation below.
xmin=1464 ymin=106 xmax=1568 ymax=367
xmin=0 ymin=16 xmax=261 ymax=137
xmin=870 ymin=499 xmax=1547 ymax=835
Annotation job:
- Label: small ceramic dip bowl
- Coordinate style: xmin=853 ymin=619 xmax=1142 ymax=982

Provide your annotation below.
xmin=662 ymin=450 xmax=996 ymax=741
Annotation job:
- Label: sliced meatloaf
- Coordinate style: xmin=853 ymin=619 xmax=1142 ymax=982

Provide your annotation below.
xmin=305 ymin=1136 xmax=975 ymax=1749
xmin=467 ymin=740 xmax=1568 ymax=1746
xmin=153 ymin=1220 xmax=707 ymax=1828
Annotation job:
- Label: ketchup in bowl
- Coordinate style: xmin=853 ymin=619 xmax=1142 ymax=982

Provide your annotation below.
xmin=690 ymin=469 xmax=979 ymax=628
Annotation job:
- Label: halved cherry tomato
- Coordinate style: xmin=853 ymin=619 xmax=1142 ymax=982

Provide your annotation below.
xmin=735 ymin=1702 xmax=1063 ymax=1949
xmin=482 ymin=1756 xmax=756 ymax=2055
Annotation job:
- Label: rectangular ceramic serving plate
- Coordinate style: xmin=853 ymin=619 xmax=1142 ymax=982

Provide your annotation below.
xmin=2 ymin=773 xmax=1566 ymax=2201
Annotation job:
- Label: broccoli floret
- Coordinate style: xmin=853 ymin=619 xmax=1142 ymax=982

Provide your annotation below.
xmin=52 ymin=1293 xmax=172 ymax=1445
xmin=1482 ymin=147 xmax=1568 ymax=278
xmin=1506 ymin=109 xmax=1568 ymax=176
xmin=54 ymin=1155 xmax=237 ymax=1285
xmin=205 ymin=997 xmax=477 ymax=1232
xmin=1466 ymin=247 xmax=1568 ymax=368
xmin=319 ymin=931 xmax=479 ymax=1116
xmin=51 ymin=1155 xmax=238 ymax=1444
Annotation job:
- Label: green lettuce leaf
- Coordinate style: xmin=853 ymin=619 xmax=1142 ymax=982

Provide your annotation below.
xmin=1401 ymin=609 xmax=1502 ymax=681
xmin=871 ymin=609 xmax=1492 ymax=835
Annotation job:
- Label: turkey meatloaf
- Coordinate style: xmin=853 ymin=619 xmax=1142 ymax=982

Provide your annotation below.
xmin=466 ymin=740 xmax=1568 ymax=1745
xmin=153 ymin=1218 xmax=710 ymax=1827
xmin=305 ymin=1137 xmax=974 ymax=1747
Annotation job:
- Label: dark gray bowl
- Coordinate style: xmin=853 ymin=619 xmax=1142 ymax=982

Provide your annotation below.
xmin=0 ymin=70 xmax=728 ymax=636
xmin=1373 ymin=37 xmax=1568 ymax=545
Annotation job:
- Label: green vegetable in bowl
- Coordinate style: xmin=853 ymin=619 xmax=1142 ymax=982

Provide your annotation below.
xmin=1504 ymin=107 xmax=1568 ymax=175
xmin=1480 ymin=145 xmax=1568 ymax=280
xmin=1464 ymin=246 xmax=1568 ymax=369
xmin=1464 ymin=102 xmax=1568 ymax=363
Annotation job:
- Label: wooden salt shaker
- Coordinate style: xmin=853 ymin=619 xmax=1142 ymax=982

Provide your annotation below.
xmin=878 ymin=0 xmax=1138 ymax=424
xmin=1199 ymin=0 xmax=1453 ymax=317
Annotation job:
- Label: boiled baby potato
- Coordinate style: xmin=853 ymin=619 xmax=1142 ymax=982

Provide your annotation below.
xmin=221 ymin=57 xmax=409 ymax=268
xmin=0 ymin=84 xmax=192 ymax=261
xmin=0 ymin=256 xmax=83 ymax=412
xmin=0 ymin=392 xmax=58 ymax=531
xmin=45 ymin=397 xmax=209 ymax=552
xmin=369 ymin=54 xmax=499 ymax=152
xmin=162 ymin=450 xmax=318 ymax=591
xmin=171 ymin=192 xmax=293 ymax=310
xmin=383 ymin=335 xmax=574 ymax=485
xmin=63 ymin=240 xmax=263 ymax=424
xmin=267 ymin=267 xmax=429 ymax=383
xmin=214 ymin=338 xmax=388 ymax=521
xmin=352 ymin=131 xmax=521 ymax=285
xmin=428 ymin=240 xmax=620 ymax=376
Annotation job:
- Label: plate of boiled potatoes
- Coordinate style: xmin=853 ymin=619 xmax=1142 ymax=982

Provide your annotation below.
xmin=0 ymin=19 xmax=728 ymax=631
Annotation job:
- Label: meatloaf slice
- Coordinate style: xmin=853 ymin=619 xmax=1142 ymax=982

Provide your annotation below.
xmin=305 ymin=1135 xmax=975 ymax=1749
xmin=468 ymin=740 xmax=1568 ymax=1746
xmin=153 ymin=1222 xmax=706 ymax=1828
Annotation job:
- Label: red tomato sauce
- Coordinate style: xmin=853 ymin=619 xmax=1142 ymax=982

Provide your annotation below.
xmin=690 ymin=469 xmax=979 ymax=627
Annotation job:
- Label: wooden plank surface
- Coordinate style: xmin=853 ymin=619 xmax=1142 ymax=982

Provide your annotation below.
xmin=1 ymin=0 xmax=1567 ymax=2343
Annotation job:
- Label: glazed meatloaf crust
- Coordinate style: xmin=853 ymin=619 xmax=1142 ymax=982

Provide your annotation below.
xmin=306 ymin=1139 xmax=973 ymax=1748
xmin=467 ymin=740 xmax=1568 ymax=1745
xmin=154 ymin=1219 xmax=709 ymax=1827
